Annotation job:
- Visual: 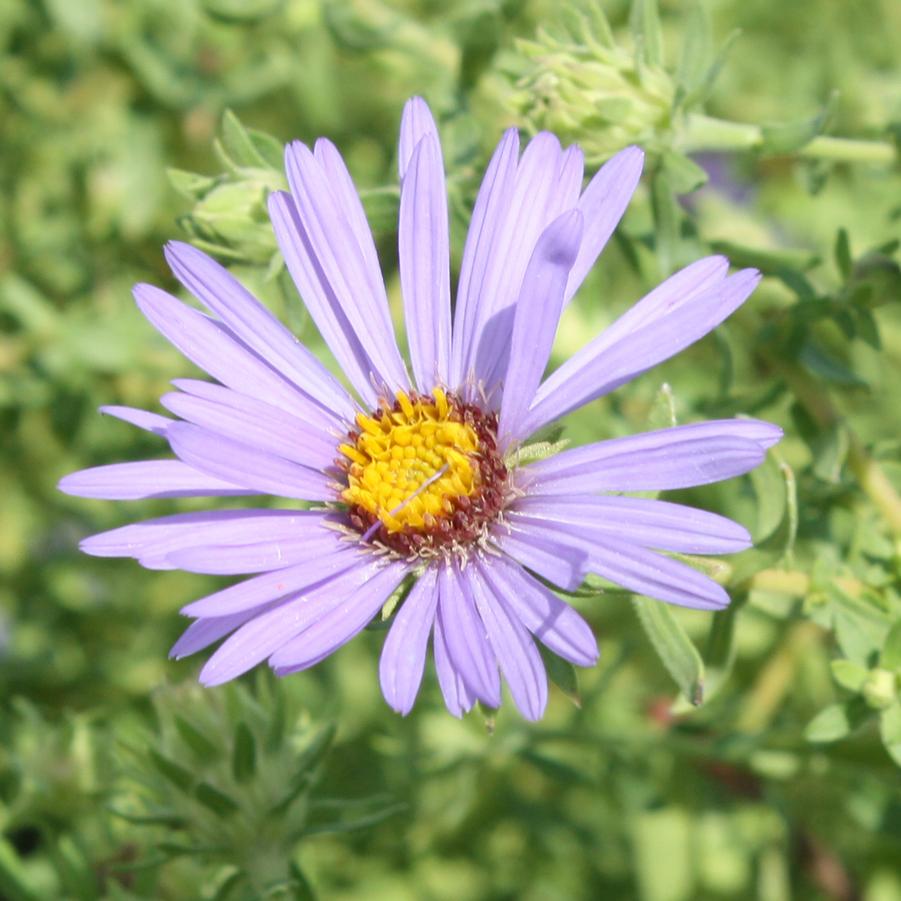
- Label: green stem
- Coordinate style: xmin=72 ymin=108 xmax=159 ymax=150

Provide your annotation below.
xmin=679 ymin=114 xmax=897 ymax=164
xmin=736 ymin=621 xmax=823 ymax=733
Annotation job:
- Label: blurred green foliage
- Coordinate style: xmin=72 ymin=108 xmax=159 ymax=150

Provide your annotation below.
xmin=2 ymin=0 xmax=901 ymax=898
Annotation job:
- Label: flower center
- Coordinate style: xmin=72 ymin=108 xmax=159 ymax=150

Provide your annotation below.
xmin=338 ymin=389 xmax=507 ymax=557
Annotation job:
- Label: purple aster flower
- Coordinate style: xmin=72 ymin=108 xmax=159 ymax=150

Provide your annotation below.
xmin=59 ymin=97 xmax=781 ymax=721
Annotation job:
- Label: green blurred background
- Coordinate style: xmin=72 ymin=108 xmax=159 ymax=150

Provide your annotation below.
xmin=2 ymin=0 xmax=901 ymax=898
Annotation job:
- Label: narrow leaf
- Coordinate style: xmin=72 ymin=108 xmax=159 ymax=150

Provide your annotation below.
xmin=148 ymin=748 xmax=194 ymax=791
xmin=232 ymin=721 xmax=256 ymax=783
xmin=175 ymin=715 xmax=220 ymax=761
xmin=194 ymin=782 xmax=241 ymax=817
xmin=630 ymin=0 xmax=664 ymax=66
xmin=633 ymin=597 xmax=705 ymax=705
xmin=760 ymin=93 xmax=837 ymax=155
xmin=538 ymin=644 xmax=581 ymax=708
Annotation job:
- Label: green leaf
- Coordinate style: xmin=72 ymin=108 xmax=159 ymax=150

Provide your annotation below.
xmin=834 ymin=228 xmax=853 ymax=280
xmin=708 ymin=240 xmax=820 ymax=274
xmin=633 ymin=596 xmax=705 ymax=705
xmin=879 ymin=702 xmax=901 ymax=766
xmin=302 ymin=803 xmax=406 ymax=837
xmin=798 ymin=341 xmax=867 ymax=387
xmin=168 ymin=168 xmax=218 ymax=202
xmin=881 ymin=620 xmax=901 ymax=671
xmin=175 ymin=715 xmax=220 ymax=761
xmin=268 ymin=772 xmax=314 ymax=819
xmin=538 ymin=644 xmax=581 ymax=707
xmin=830 ymin=659 xmax=869 ymax=692
xmin=290 ymin=723 xmax=337 ymax=782
xmin=210 ymin=871 xmax=245 ymax=901
xmin=629 ymin=0 xmax=664 ymax=67
xmin=232 ymin=721 xmax=256 ymax=783
xmin=749 ymin=455 xmax=787 ymax=543
xmin=201 ymin=0 xmax=284 ymax=25
xmin=194 ymin=781 xmax=241 ymax=816
xmin=674 ymin=3 xmax=712 ymax=100
xmin=107 ymin=806 xmax=186 ymax=828
xmin=148 ymin=748 xmax=195 ymax=792
xmin=219 ymin=110 xmax=272 ymax=170
xmin=804 ymin=699 xmax=871 ymax=743
xmin=833 ymin=604 xmax=882 ymax=666
xmin=678 ymin=27 xmax=741 ymax=110
xmin=51 ymin=835 xmax=96 ymax=901
xmin=288 ymin=863 xmax=317 ymax=901
xmin=811 ymin=422 xmax=850 ymax=484
xmin=0 ymin=837 xmax=41 ymax=901
xmin=759 ymin=93 xmax=837 ymax=155
xmin=661 ymin=149 xmax=709 ymax=194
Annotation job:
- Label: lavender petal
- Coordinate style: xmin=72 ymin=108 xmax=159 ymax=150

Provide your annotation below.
xmin=379 ymin=568 xmax=439 ymax=715
xmin=266 ymin=559 xmax=410 ymax=672
xmin=468 ymin=560 xmax=548 ymax=721
xmin=165 ymin=530 xmax=346 ymax=575
xmin=510 ymin=495 xmax=752 ymax=555
xmin=490 ymin=524 xmax=588 ymax=591
xmin=166 ymin=422 xmax=333 ymax=501
xmin=507 ymin=519 xmax=730 ymax=610
xmin=161 ymin=389 xmax=337 ymax=473
xmin=314 ymin=138 xmax=389 ymax=327
xmin=170 ymin=605 xmax=279 ymax=659
xmin=398 ymin=96 xmax=439 ymax=179
xmin=198 ymin=558 xmax=385 ymax=685
xmin=437 ymin=562 xmax=502 ymax=707
xmin=133 ymin=283 xmax=327 ymax=424
xmin=170 ymin=378 xmax=337 ymax=436
xmin=479 ymin=556 xmax=598 ymax=667
xmin=564 ymin=147 xmax=645 ymax=304
xmin=181 ymin=546 xmax=363 ymax=617
xmin=284 ymin=141 xmax=408 ymax=393
xmin=450 ymin=127 xmax=520 ymax=388
xmin=433 ymin=612 xmax=476 ymax=718
xmin=399 ymin=133 xmax=452 ymax=391
xmin=525 ymin=269 xmax=761 ymax=435
xmin=497 ymin=209 xmax=583 ymax=448
xmin=80 ymin=508 xmax=329 ymax=563
xmin=164 ymin=241 xmax=354 ymax=422
xmin=522 ymin=420 xmax=781 ymax=494
xmin=58 ymin=460 xmax=254 ymax=500
xmin=466 ymin=134 xmax=585 ymax=394
xmin=99 ymin=406 xmax=171 ymax=436
xmin=269 ymin=191 xmax=380 ymax=407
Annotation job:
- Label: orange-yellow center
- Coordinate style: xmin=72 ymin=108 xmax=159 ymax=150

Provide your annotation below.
xmin=339 ymin=389 xmax=481 ymax=534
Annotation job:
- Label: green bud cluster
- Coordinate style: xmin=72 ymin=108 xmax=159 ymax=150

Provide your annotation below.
xmin=169 ymin=112 xmax=287 ymax=269
xmin=114 ymin=677 xmax=402 ymax=896
xmin=509 ymin=2 xmax=676 ymax=165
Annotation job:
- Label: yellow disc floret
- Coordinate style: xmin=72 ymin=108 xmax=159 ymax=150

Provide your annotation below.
xmin=340 ymin=389 xmax=481 ymax=534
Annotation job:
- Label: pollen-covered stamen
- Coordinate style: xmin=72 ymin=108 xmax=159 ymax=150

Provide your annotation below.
xmin=339 ymin=389 xmax=508 ymax=557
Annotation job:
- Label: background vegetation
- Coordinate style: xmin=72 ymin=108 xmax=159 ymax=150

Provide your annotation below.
xmin=2 ymin=0 xmax=900 ymax=898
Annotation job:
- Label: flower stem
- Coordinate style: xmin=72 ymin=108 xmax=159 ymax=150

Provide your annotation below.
xmin=679 ymin=114 xmax=897 ymax=165
xmin=735 ymin=621 xmax=824 ymax=733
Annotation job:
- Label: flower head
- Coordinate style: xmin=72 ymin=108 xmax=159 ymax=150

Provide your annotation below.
xmin=60 ymin=97 xmax=781 ymax=721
